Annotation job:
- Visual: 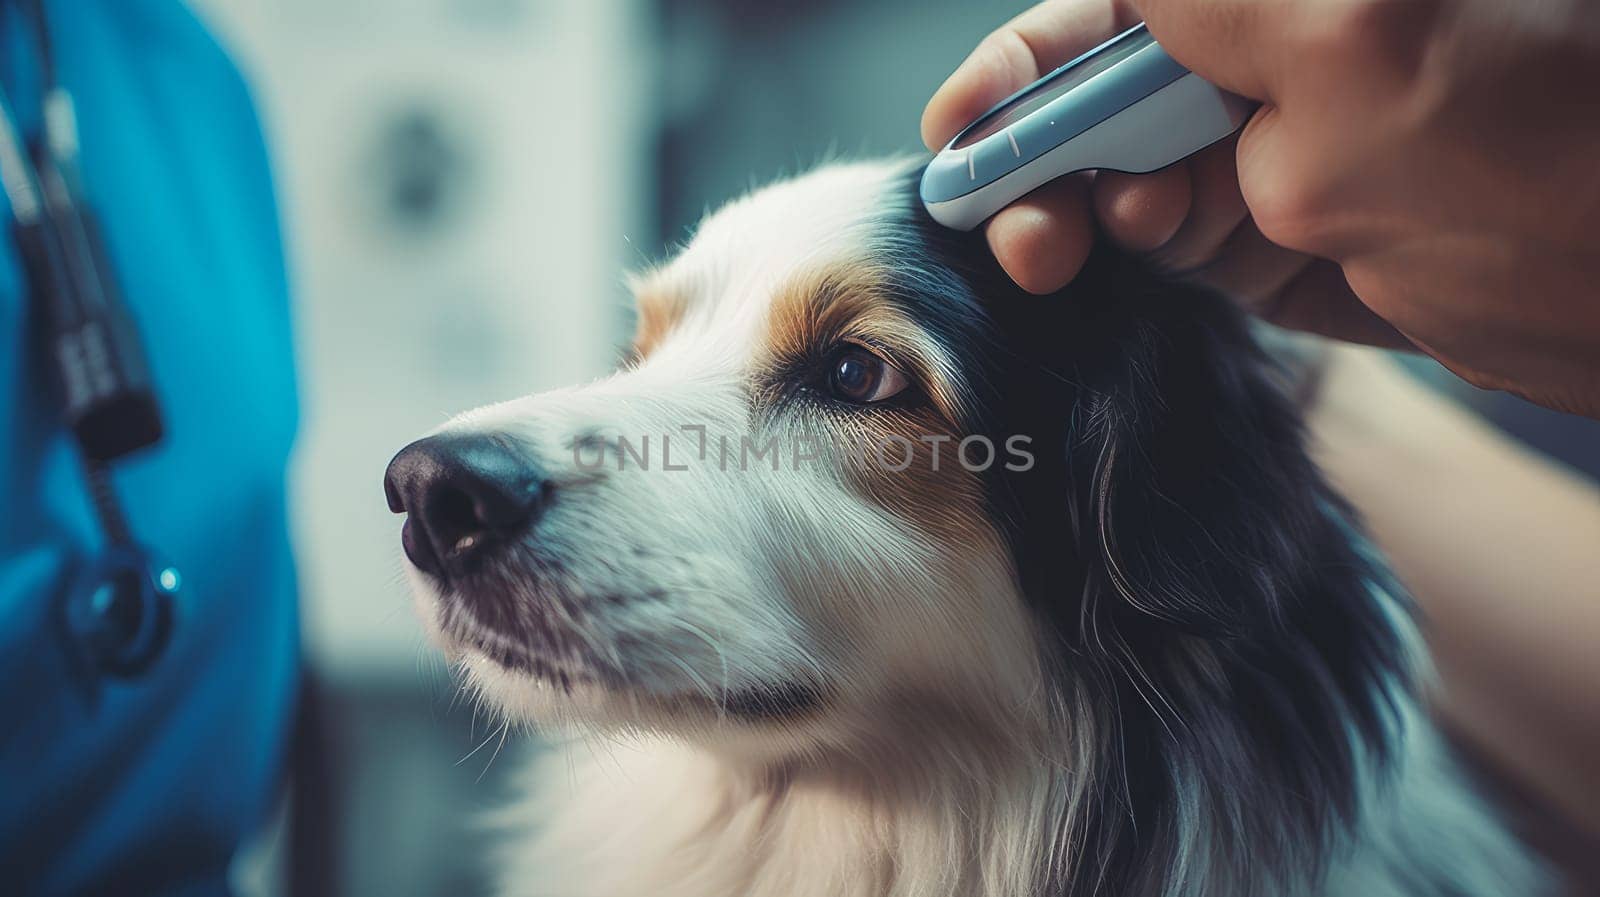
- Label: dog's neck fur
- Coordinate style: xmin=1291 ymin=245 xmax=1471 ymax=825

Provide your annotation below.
xmin=502 ymin=713 xmax=1078 ymax=897
xmin=501 ymin=674 xmax=1538 ymax=897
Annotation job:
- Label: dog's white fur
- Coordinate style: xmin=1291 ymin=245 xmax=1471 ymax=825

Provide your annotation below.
xmin=403 ymin=161 xmax=1544 ymax=897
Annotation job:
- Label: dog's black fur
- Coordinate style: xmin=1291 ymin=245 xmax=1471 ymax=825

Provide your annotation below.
xmin=870 ymin=169 xmax=1412 ymax=894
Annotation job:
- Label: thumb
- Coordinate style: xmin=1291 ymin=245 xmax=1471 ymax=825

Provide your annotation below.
xmin=1134 ymin=0 xmax=1292 ymax=102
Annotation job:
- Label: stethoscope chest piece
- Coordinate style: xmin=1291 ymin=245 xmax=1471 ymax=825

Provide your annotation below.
xmin=64 ymin=545 xmax=179 ymax=679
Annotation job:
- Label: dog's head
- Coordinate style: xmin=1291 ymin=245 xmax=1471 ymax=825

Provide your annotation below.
xmin=386 ymin=162 xmax=1041 ymax=759
xmin=387 ymin=160 xmax=1407 ymax=884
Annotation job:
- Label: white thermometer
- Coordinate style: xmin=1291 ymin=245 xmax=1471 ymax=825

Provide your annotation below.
xmin=921 ymin=23 xmax=1255 ymax=231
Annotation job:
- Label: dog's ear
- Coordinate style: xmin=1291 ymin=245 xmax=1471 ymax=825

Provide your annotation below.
xmin=906 ymin=197 xmax=1349 ymax=640
xmin=993 ymin=250 xmax=1334 ymax=639
xmin=1081 ymin=314 xmax=1323 ymax=637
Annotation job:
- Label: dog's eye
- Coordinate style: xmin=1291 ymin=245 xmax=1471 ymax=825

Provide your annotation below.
xmin=827 ymin=346 xmax=910 ymax=404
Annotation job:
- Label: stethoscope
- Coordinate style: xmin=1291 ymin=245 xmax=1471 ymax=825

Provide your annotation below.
xmin=0 ymin=0 xmax=179 ymax=681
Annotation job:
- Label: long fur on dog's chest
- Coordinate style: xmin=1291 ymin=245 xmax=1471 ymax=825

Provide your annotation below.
xmin=501 ymin=737 xmax=1065 ymax=897
xmin=498 ymin=686 xmax=1540 ymax=897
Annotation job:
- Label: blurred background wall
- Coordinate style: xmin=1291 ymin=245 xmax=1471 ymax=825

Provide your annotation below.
xmin=180 ymin=1 xmax=1600 ymax=894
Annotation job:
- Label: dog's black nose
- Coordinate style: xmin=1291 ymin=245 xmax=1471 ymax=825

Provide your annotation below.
xmin=384 ymin=433 xmax=546 ymax=577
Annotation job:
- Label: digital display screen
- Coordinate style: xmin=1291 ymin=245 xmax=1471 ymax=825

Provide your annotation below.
xmin=952 ymin=27 xmax=1156 ymax=149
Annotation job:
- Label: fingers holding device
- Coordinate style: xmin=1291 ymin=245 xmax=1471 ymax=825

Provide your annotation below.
xmin=926 ymin=1 xmax=1600 ymax=418
xmin=920 ymin=23 xmax=1254 ymax=232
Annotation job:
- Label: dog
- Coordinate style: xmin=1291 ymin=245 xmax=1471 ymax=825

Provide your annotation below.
xmin=384 ymin=159 xmax=1545 ymax=897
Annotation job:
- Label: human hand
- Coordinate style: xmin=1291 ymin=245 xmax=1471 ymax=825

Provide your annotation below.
xmin=923 ymin=0 xmax=1600 ymax=418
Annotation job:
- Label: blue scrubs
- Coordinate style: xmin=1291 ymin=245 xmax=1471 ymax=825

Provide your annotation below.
xmin=0 ymin=2 xmax=299 ymax=894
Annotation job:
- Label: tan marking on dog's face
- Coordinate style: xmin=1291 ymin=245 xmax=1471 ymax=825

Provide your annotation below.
xmin=755 ymin=262 xmax=989 ymax=546
xmin=758 ymin=264 xmax=967 ymax=420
